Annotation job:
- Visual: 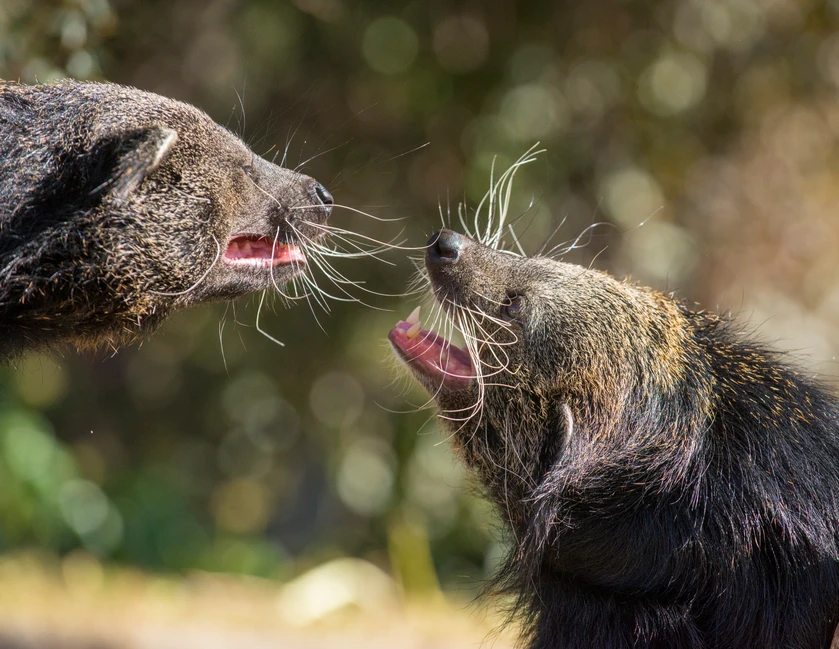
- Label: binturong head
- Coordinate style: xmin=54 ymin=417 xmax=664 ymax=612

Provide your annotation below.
xmin=389 ymin=227 xmax=706 ymax=527
xmin=0 ymin=81 xmax=335 ymax=355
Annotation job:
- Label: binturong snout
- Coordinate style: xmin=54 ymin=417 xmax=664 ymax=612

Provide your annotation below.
xmin=426 ymin=229 xmax=467 ymax=266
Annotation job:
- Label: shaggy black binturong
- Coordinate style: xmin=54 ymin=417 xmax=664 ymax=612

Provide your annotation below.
xmin=390 ymin=228 xmax=839 ymax=649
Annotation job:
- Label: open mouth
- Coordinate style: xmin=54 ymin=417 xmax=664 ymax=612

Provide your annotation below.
xmin=223 ymin=234 xmax=306 ymax=268
xmin=388 ymin=306 xmax=475 ymax=390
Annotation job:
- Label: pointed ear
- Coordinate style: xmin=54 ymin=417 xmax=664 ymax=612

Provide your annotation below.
xmin=108 ymin=127 xmax=178 ymax=200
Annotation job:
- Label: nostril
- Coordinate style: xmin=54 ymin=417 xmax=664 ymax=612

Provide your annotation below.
xmin=427 ymin=229 xmax=462 ymax=264
xmin=314 ymin=183 xmax=333 ymax=208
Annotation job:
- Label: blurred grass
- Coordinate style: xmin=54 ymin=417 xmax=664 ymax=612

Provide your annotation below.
xmin=0 ymin=551 xmax=516 ymax=649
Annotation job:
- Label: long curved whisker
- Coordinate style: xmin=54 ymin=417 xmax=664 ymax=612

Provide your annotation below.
xmin=303 ymin=221 xmax=427 ymax=251
xmin=293 ymin=140 xmax=352 ymax=173
xmin=292 ymin=226 xmax=418 ymax=301
xmin=328 ymin=203 xmax=409 ymax=223
xmin=307 ymin=240 xmax=397 ymax=263
xmin=255 ymin=290 xmax=285 ymax=347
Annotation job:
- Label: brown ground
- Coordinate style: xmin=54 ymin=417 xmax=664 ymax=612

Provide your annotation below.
xmin=0 ymin=553 xmax=516 ymax=649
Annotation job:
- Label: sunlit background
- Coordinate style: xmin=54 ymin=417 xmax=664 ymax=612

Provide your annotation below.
xmin=2 ymin=0 xmax=839 ymax=646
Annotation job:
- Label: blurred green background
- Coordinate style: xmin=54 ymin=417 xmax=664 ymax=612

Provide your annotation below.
xmin=2 ymin=0 xmax=839 ymax=616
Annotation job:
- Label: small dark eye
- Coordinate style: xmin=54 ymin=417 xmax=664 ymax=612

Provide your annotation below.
xmin=501 ymin=291 xmax=522 ymax=322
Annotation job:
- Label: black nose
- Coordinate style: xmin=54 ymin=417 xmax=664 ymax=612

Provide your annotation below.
xmin=313 ymin=183 xmax=333 ymax=209
xmin=427 ymin=229 xmax=462 ymax=265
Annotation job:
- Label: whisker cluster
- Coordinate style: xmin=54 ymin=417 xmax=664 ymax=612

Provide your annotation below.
xmin=411 ymin=148 xmax=543 ymax=436
xmin=244 ymin=143 xmax=552 ymax=355
xmin=445 ymin=143 xmax=546 ymax=256
xmin=245 ymin=187 xmax=427 ymax=345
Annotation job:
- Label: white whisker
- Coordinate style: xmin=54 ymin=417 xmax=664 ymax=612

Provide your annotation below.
xmin=255 ymin=290 xmax=285 ymax=347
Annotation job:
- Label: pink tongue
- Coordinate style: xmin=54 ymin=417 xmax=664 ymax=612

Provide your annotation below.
xmin=225 ymin=238 xmax=306 ymax=264
xmin=388 ymin=321 xmax=475 ymax=382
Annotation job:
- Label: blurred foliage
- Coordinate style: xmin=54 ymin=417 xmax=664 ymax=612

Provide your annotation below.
xmin=2 ymin=0 xmax=839 ymax=604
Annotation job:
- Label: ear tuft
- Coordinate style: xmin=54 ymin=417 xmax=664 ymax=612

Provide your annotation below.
xmin=109 ymin=127 xmax=178 ymax=200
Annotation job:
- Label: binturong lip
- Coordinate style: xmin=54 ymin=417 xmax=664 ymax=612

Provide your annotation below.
xmin=222 ymin=234 xmax=306 ymax=269
xmin=388 ymin=306 xmax=475 ymax=391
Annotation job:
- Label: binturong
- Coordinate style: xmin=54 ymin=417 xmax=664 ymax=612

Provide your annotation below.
xmin=389 ymin=227 xmax=839 ymax=648
xmin=0 ymin=80 xmax=333 ymax=359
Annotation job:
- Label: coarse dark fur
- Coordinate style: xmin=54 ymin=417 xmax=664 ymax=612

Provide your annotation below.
xmin=395 ymin=229 xmax=839 ymax=648
xmin=0 ymin=80 xmax=332 ymax=359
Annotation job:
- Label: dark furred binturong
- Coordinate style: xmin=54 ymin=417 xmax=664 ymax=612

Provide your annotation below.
xmin=0 ymin=80 xmax=333 ymax=359
xmin=389 ymin=229 xmax=839 ymax=648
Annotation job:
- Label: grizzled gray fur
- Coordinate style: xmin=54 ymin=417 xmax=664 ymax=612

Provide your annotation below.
xmin=0 ymin=80 xmax=332 ymax=359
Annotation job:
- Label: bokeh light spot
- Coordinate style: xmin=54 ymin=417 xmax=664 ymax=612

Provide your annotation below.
xmin=309 ymin=371 xmax=364 ymax=428
xmin=565 ymin=60 xmax=621 ymax=122
xmin=336 ymin=439 xmax=394 ymax=516
xmin=59 ymin=479 xmax=110 ymax=536
xmin=60 ymin=10 xmax=87 ymax=50
xmin=499 ymin=82 xmax=568 ymax=141
xmin=1 ymin=413 xmax=59 ymax=484
xmin=623 ymin=222 xmax=700 ymax=286
xmin=362 ymin=17 xmax=418 ymax=76
xmin=12 ymin=355 xmax=69 ymax=409
xmin=405 ymin=433 xmax=464 ymax=536
xmin=602 ymin=167 xmax=666 ymax=228
xmin=639 ymin=52 xmax=708 ymax=116
xmin=66 ymin=50 xmax=95 ymax=78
